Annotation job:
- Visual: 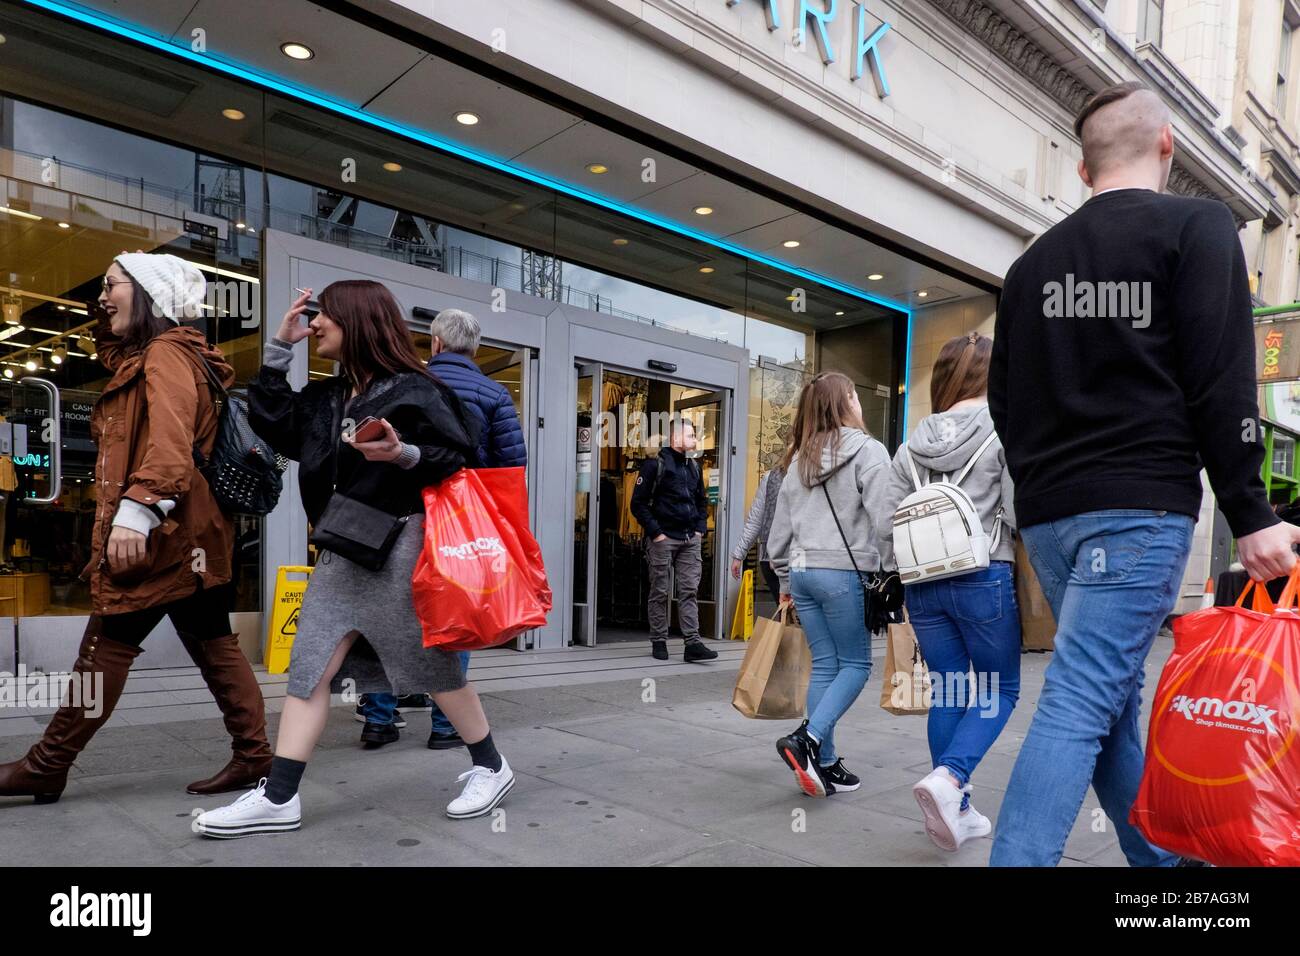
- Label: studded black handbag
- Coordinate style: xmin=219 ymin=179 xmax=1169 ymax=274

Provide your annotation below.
xmin=188 ymin=348 xmax=287 ymax=515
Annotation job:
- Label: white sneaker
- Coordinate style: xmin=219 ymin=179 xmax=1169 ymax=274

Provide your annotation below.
xmin=195 ymin=778 xmax=301 ymax=839
xmin=956 ymin=804 xmax=992 ymax=844
xmin=445 ymin=757 xmax=515 ymax=819
xmin=913 ymin=768 xmax=964 ymax=852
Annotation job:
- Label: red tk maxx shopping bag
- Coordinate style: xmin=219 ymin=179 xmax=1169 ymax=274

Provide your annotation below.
xmin=1130 ymin=575 xmax=1300 ymax=866
xmin=411 ymin=467 xmax=552 ymax=651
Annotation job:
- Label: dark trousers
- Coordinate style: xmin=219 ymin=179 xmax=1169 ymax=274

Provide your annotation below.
xmin=647 ymin=536 xmax=703 ymax=641
xmin=98 ymin=583 xmax=234 ymax=647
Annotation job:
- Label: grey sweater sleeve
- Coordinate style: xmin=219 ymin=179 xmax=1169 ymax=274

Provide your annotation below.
xmin=874 ymin=448 xmax=914 ymax=571
xmin=265 ymin=336 xmax=295 ymax=371
xmin=731 ymin=471 xmax=770 ymax=562
xmin=766 ymin=478 xmax=794 ymax=595
xmin=856 ymin=441 xmax=895 ymax=569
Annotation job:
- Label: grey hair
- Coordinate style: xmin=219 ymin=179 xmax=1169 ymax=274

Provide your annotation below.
xmin=430 ymin=308 xmax=481 ymax=356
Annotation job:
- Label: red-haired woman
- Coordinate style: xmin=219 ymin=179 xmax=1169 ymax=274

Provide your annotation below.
xmin=194 ymin=281 xmax=513 ymax=837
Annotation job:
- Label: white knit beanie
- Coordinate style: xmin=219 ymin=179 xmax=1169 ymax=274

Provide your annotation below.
xmin=113 ymin=253 xmax=206 ymax=323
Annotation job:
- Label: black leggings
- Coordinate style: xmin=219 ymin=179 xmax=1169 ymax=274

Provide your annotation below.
xmin=98 ymin=583 xmax=234 ymax=648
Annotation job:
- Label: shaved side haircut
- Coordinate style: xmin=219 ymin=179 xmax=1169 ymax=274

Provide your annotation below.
xmin=1074 ymin=81 xmax=1171 ymax=179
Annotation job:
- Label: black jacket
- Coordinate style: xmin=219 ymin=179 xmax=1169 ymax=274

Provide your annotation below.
xmin=248 ymin=362 xmax=479 ymax=527
xmin=630 ymin=448 xmax=708 ymax=540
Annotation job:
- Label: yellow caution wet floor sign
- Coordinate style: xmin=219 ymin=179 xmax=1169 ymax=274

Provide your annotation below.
xmin=265 ymin=565 xmax=312 ymax=674
xmin=729 ymin=568 xmax=754 ymax=640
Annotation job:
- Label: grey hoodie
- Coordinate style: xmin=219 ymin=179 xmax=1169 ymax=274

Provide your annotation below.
xmin=878 ymin=403 xmax=1016 ymax=568
xmin=767 ymin=427 xmax=893 ymax=594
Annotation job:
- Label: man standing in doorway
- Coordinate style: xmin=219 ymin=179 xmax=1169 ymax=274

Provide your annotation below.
xmin=988 ymin=81 xmax=1300 ymax=866
xmin=357 ymin=308 xmax=527 ymax=750
xmin=631 ymin=417 xmax=719 ymax=663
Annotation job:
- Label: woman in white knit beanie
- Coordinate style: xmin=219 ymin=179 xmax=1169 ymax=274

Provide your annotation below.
xmin=0 ymin=251 xmax=273 ymax=805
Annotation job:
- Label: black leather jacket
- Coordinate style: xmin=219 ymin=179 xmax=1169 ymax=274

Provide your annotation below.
xmin=248 ymin=354 xmax=479 ymax=526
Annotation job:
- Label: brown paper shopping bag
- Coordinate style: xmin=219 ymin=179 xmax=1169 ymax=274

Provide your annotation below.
xmin=731 ymin=605 xmax=811 ymax=719
xmin=1014 ymin=538 xmax=1057 ymax=651
xmin=879 ymin=610 xmax=931 ymax=716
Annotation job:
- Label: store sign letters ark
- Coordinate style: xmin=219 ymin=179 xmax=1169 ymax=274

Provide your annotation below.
xmin=726 ymin=0 xmax=892 ymax=97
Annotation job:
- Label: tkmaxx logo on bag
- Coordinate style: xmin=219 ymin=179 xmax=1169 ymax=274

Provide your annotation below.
xmin=1168 ymin=693 xmax=1279 ymax=735
xmin=438 ymin=536 xmax=506 ymax=561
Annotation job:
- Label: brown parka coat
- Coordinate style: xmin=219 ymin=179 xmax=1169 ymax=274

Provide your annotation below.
xmin=81 ymin=315 xmax=236 ymax=614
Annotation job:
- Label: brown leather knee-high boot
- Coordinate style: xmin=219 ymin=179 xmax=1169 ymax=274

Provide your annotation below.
xmin=0 ymin=625 xmax=142 ymax=803
xmin=180 ymin=633 xmax=273 ymax=795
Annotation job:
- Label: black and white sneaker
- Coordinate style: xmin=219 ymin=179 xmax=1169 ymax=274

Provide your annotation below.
xmin=195 ymin=779 xmax=301 ymax=839
xmin=396 ymin=694 xmax=432 ymax=710
xmin=775 ymin=720 xmax=827 ymax=797
xmin=820 ymin=758 xmax=860 ymax=794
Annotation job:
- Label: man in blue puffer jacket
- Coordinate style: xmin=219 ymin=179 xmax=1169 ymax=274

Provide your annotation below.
xmin=356 ymin=309 xmax=527 ymax=750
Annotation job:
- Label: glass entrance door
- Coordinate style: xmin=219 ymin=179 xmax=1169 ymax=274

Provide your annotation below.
xmin=672 ymin=388 xmax=730 ymax=639
xmin=0 ymin=376 xmax=63 ymax=671
xmin=572 ymin=363 xmax=601 ymax=647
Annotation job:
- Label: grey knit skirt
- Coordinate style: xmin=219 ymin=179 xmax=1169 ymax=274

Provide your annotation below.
xmin=285 ymin=515 xmax=467 ymax=699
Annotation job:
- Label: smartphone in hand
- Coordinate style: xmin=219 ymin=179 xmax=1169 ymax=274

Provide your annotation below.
xmin=350 ymin=416 xmax=385 ymax=443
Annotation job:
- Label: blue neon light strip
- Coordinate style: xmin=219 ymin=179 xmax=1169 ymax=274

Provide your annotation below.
xmin=22 ymin=0 xmax=913 ymax=317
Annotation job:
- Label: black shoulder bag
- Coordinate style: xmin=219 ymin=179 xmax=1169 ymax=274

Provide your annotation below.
xmin=819 ymin=482 xmax=904 ymax=633
xmin=308 ymin=388 xmax=411 ymax=572
xmin=187 ymin=348 xmax=286 ymax=516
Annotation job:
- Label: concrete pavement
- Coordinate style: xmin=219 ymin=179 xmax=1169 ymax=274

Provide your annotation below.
xmin=0 ymin=636 xmax=1175 ymax=866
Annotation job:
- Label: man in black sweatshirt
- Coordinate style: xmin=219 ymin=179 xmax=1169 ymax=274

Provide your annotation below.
xmin=988 ymin=81 xmax=1300 ymax=867
xmin=631 ymin=418 xmax=718 ymax=663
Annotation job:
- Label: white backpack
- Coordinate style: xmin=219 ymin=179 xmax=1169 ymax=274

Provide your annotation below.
xmin=892 ymin=431 xmax=1004 ymax=585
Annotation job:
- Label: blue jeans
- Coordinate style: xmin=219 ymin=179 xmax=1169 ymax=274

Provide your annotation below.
xmin=361 ymin=652 xmax=471 ymax=734
xmin=789 ymin=567 xmax=872 ymax=766
xmin=989 ymin=510 xmax=1192 ymax=867
xmin=905 ymin=561 xmax=1021 ymax=789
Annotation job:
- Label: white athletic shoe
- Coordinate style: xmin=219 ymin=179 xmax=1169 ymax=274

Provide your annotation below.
xmin=913 ymin=768 xmax=964 ymax=852
xmin=195 ymin=778 xmax=301 ymax=839
xmin=445 ymin=757 xmax=515 ymax=819
xmin=956 ymin=803 xmax=993 ymax=845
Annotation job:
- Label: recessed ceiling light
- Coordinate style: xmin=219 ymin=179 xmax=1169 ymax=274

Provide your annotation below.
xmin=586 ymin=163 xmax=609 ymax=175
xmin=0 ymin=34 xmax=7 ymax=45
xmin=699 ymin=267 xmax=715 ymax=274
xmin=57 ymin=222 xmax=69 ymax=229
xmin=917 ymin=290 xmax=929 ymax=298
xmin=221 ymin=108 xmax=246 ymax=121
xmin=24 ymin=359 xmax=37 ymax=371
xmin=693 ymin=206 xmax=714 ymax=216
xmin=867 ymin=273 xmax=884 ymax=281
xmin=455 ymin=111 xmax=480 ymax=126
xmin=382 ymin=162 xmax=402 ymax=172
xmin=2 ymin=369 xmax=11 ymax=380
xmin=782 ymin=240 xmax=800 ymax=248
xmin=56 ymin=305 xmax=66 ymax=311
xmin=280 ymin=42 xmax=314 ymax=61
xmin=785 ymin=294 xmax=797 ymax=302
xmin=612 ymin=238 xmax=629 ymax=246
xmin=236 ymin=222 xmax=246 ymax=229
xmin=835 ymin=310 xmax=845 ymax=316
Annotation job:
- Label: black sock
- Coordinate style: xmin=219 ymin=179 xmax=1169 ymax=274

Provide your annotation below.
xmin=264 ymin=756 xmax=306 ymax=805
xmin=466 ymin=732 xmax=503 ymax=772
